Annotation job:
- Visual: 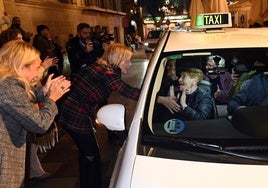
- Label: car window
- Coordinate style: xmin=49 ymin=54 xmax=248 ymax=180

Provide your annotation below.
xmin=142 ymin=47 xmax=268 ymax=163
xmin=150 ymin=48 xmax=268 ymax=129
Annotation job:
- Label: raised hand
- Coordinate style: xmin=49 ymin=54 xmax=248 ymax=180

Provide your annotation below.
xmin=157 ymin=96 xmax=181 ymax=114
xmin=179 ymin=91 xmax=187 ymax=109
xmin=44 ymin=74 xmax=71 ymax=101
xmin=214 ymin=84 xmax=221 ymax=99
xmin=42 ymin=56 xmax=58 ymax=70
xmin=85 ymin=39 xmax=94 ymax=53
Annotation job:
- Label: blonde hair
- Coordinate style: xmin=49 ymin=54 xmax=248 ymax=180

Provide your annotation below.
xmin=182 ymin=68 xmax=203 ymax=85
xmin=0 ymin=40 xmax=40 ymax=97
xmin=97 ymin=43 xmax=133 ymax=66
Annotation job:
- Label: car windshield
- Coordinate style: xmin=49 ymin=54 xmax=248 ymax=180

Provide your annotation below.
xmin=141 ymin=47 xmax=268 ymax=164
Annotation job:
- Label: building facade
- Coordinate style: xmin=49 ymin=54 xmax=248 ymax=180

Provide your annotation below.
xmin=1 ymin=0 xmax=126 ymax=45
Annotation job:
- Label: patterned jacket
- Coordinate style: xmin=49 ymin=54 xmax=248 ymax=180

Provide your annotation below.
xmin=58 ymin=63 xmax=140 ymax=134
xmin=0 ymin=78 xmax=58 ymax=187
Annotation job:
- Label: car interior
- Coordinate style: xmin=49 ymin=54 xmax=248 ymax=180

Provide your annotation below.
xmin=141 ymin=48 xmax=268 ymax=163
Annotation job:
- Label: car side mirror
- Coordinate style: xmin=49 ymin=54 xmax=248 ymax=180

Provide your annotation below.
xmin=96 ymin=104 xmax=126 ymax=131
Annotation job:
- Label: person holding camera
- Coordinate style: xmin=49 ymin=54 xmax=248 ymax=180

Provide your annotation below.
xmin=66 ymin=23 xmax=104 ymax=81
xmin=203 ymin=55 xmax=232 ymax=105
xmin=229 ymin=58 xmax=256 ymax=97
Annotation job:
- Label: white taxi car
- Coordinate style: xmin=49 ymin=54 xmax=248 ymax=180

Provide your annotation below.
xmin=97 ymin=13 xmax=268 ymax=188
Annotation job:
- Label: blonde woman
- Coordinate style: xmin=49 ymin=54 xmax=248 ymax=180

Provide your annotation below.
xmin=0 ymin=40 xmax=70 ymax=187
xmin=58 ymin=43 xmax=141 ymax=188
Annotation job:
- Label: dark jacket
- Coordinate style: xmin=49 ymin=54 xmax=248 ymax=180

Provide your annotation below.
xmin=228 ymin=73 xmax=268 ymax=114
xmin=204 ymin=72 xmax=232 ymax=104
xmin=32 ymin=34 xmax=55 ymax=60
xmin=33 ymin=34 xmax=60 ymax=77
xmin=9 ymin=25 xmax=31 ymax=42
xmin=155 ymin=87 xmax=213 ymax=122
xmin=66 ymin=36 xmax=98 ymax=77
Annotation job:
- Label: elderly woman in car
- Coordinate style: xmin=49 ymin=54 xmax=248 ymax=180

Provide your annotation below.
xmin=156 ymin=68 xmax=214 ymax=121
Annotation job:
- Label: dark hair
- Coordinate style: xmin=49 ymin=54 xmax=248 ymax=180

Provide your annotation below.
xmin=77 ymin=23 xmax=90 ymax=33
xmin=95 ymin=25 xmax=101 ymax=30
xmin=36 ymin=25 xmax=49 ymax=35
xmin=0 ymin=29 xmax=21 ymax=48
xmin=12 ymin=16 xmax=20 ymax=22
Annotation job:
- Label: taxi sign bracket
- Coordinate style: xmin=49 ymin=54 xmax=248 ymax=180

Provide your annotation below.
xmin=205 ymin=28 xmax=226 ymax=33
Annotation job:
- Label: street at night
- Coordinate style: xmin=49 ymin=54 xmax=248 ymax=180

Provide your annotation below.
xmin=29 ymin=48 xmax=149 ymax=188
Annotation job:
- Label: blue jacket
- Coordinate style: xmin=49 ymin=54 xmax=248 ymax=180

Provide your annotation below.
xmin=227 ymin=73 xmax=268 ymax=114
xmin=179 ymin=88 xmax=213 ymax=120
xmin=155 ymin=88 xmax=213 ymax=121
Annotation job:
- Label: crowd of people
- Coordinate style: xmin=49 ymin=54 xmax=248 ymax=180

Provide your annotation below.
xmin=0 ymin=11 xmax=268 ymax=188
xmin=0 ymin=11 xmax=140 ymax=188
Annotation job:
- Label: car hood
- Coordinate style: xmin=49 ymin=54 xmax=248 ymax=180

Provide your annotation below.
xmin=131 ymin=155 xmax=268 ymax=188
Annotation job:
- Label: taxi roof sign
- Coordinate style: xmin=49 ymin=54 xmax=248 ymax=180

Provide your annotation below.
xmin=196 ymin=13 xmax=232 ymax=29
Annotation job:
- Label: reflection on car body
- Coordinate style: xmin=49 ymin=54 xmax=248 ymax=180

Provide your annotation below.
xmin=97 ymin=13 xmax=268 ymax=188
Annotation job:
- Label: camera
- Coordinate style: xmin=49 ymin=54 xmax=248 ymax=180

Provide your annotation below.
xmin=207 ymin=67 xmax=225 ymax=75
xmin=102 ymin=34 xmax=114 ymax=44
xmin=206 ymin=55 xmax=226 ymax=75
xmin=91 ymin=40 xmax=102 ymax=49
xmin=91 ymin=34 xmax=114 ymax=46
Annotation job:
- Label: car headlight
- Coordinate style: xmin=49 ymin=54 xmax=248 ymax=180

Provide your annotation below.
xmin=144 ymin=42 xmax=149 ymax=46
